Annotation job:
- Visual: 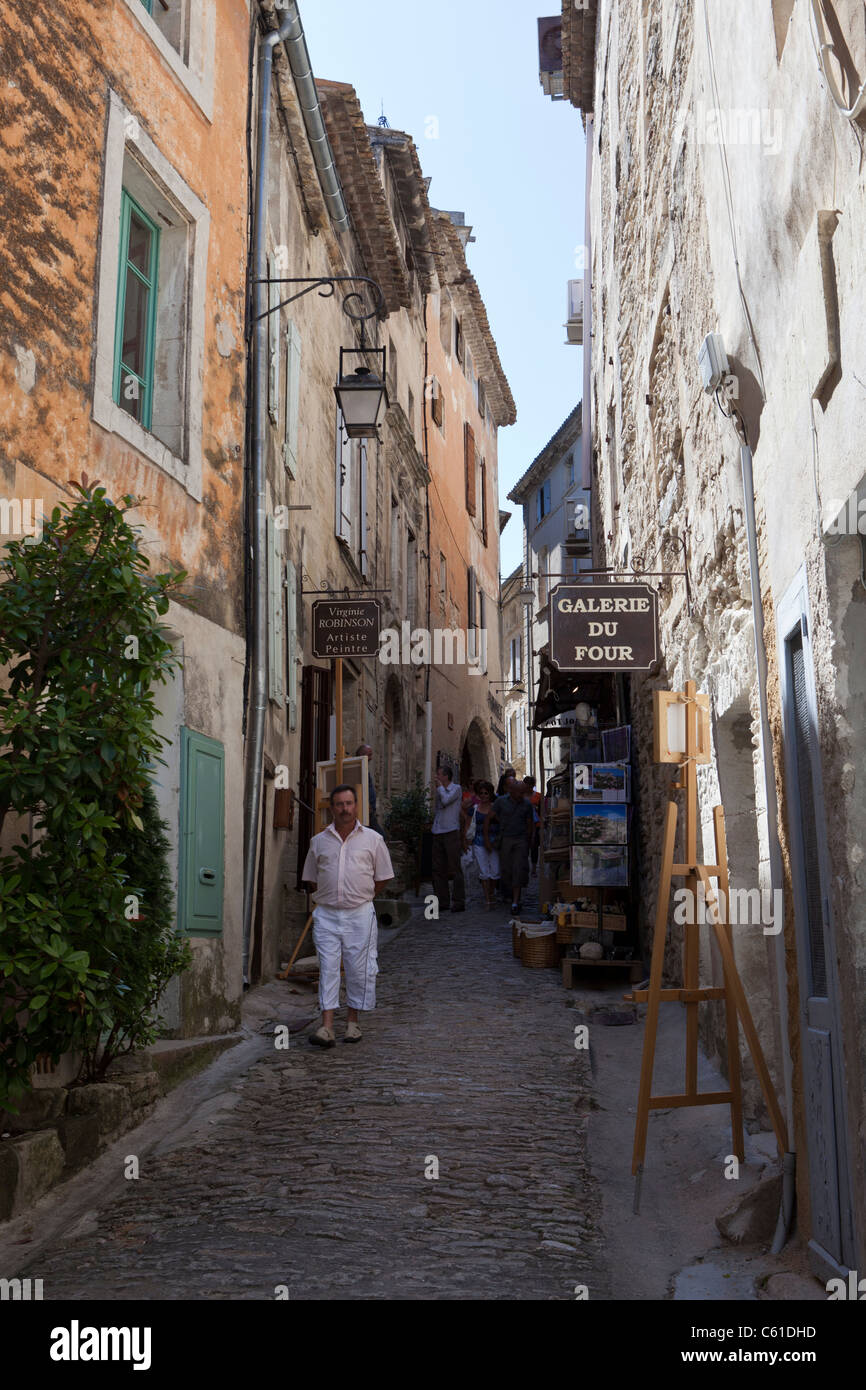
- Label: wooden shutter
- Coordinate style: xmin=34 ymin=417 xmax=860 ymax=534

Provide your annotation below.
xmin=268 ymin=251 xmax=279 ymax=425
xmin=267 ymin=516 xmax=285 ymax=704
xmin=283 ymin=319 xmax=301 ymax=479
xmin=286 ymin=557 xmax=298 ymax=730
xmin=179 ymin=728 xmax=225 ymax=936
xmin=335 ymin=409 xmax=353 ymax=546
xmin=480 ymin=456 xmax=488 ymax=545
xmin=431 ymin=376 xmax=443 ymax=427
xmin=359 ymin=439 xmax=368 ymax=578
xmin=464 ymin=422 xmax=476 ymax=516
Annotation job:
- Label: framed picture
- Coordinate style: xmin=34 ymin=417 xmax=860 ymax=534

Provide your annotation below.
xmin=315 ymin=755 xmax=369 ymax=830
xmin=572 ymin=844 xmax=629 ymax=888
xmin=601 ymin=724 xmax=631 ymax=762
xmin=570 ymin=727 xmax=604 ymax=763
xmin=652 ymin=690 xmax=711 ymax=763
xmin=573 ymin=763 xmax=631 ymax=802
xmin=572 ymin=803 xmax=628 ymax=845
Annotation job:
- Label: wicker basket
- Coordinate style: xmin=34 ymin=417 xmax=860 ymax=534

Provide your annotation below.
xmin=556 ymin=920 xmax=574 ymax=944
xmin=520 ymin=928 xmax=559 ymax=969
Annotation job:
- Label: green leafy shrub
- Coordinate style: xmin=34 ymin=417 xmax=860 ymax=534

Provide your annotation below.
xmin=384 ymin=777 xmax=432 ymax=849
xmin=0 ymin=480 xmax=188 ymax=1108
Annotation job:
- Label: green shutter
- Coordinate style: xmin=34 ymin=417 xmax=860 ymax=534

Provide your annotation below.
xmin=113 ymin=189 xmax=160 ymax=432
xmin=179 ymin=728 xmax=225 ymax=937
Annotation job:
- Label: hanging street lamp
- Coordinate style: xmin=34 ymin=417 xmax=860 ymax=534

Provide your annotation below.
xmin=334 ymin=346 xmax=389 ymax=439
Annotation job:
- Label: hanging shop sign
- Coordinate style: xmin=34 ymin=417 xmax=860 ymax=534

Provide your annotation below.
xmin=311 ymin=598 xmax=381 ymax=659
xmin=549 ymin=583 xmax=659 ymax=672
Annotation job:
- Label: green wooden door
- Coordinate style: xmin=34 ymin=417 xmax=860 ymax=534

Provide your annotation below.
xmin=179 ymin=728 xmax=225 ymax=936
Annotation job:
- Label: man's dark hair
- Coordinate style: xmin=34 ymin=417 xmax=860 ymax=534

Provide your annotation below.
xmin=330 ymin=784 xmax=357 ymax=805
xmin=438 ymin=766 xmax=453 ymax=781
xmin=355 ymin=744 xmax=372 ymax=757
xmin=523 ymin=774 xmax=536 ymax=788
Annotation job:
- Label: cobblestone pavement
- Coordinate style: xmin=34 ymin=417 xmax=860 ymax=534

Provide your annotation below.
xmin=25 ymin=887 xmax=609 ymax=1300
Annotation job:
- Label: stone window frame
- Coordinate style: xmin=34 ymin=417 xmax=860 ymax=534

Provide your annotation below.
xmin=120 ymin=0 xmax=216 ymax=123
xmin=93 ymin=90 xmax=210 ymax=502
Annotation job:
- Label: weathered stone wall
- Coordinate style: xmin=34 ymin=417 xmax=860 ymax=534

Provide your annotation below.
xmin=0 ymin=0 xmax=251 ymax=1033
xmin=590 ymin=0 xmax=866 ymax=1262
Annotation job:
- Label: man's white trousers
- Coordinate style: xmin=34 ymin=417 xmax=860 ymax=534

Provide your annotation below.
xmin=312 ymin=902 xmax=378 ymax=1012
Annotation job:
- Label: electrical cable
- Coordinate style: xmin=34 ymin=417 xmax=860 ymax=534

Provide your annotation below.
xmin=808 ymin=0 xmax=866 ymax=119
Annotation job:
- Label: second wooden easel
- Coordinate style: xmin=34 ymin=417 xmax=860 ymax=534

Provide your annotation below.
xmin=629 ymin=680 xmax=787 ymax=1211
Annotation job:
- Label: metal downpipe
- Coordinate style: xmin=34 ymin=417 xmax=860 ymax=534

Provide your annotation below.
xmin=242 ymin=12 xmax=294 ymax=985
xmin=279 ymin=2 xmax=349 ymax=231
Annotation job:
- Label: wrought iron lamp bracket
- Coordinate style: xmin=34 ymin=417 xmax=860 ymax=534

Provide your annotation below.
xmin=253 ymin=275 xmax=386 ymax=334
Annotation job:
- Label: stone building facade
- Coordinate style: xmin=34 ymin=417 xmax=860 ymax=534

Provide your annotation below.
xmin=424 ymin=211 xmax=516 ymax=788
xmin=501 ymin=566 xmax=529 ymax=781
xmin=0 ymin=2 xmax=515 ymax=1057
xmin=508 ymin=404 xmax=590 ymax=782
xmin=0 ymin=0 xmax=250 ymax=1038
xmin=550 ymin=0 xmax=866 ymax=1276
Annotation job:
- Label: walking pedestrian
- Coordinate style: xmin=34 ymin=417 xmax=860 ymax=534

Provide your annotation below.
xmin=496 ymin=767 xmax=516 ymax=797
xmin=431 ymin=765 xmax=466 ymax=913
xmin=493 ymin=775 xmax=534 ymax=915
xmin=462 ymin=780 xmax=500 ymax=909
xmin=523 ymin=775 xmax=541 ymax=877
xmin=355 ymin=743 xmax=383 ymax=834
xmin=301 ymin=785 xmax=394 ymax=1048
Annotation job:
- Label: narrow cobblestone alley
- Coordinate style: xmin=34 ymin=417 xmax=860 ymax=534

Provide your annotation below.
xmin=16 ymin=899 xmax=609 ymax=1302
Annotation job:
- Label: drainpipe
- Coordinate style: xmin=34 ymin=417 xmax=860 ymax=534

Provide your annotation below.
xmin=423 ymin=340 xmax=433 ymax=784
xmin=739 ymin=440 xmax=797 ymax=1251
xmin=279 ymin=3 xmax=349 ymax=232
xmin=243 ymin=5 xmax=351 ymax=981
xmin=242 ymin=10 xmax=295 ymax=985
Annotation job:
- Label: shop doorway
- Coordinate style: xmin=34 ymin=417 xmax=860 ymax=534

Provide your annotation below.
xmin=778 ymin=569 xmax=855 ymax=1276
xmin=296 ymin=664 xmax=332 ymax=888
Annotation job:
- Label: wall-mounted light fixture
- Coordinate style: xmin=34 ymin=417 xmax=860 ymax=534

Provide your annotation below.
xmin=334 ymin=347 xmax=389 ymax=439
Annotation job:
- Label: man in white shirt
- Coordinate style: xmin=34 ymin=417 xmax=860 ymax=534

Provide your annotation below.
xmin=430 ymin=765 xmax=465 ymax=913
xmin=301 ymin=785 xmax=394 ymax=1048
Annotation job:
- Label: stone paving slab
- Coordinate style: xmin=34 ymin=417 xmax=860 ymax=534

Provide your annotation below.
xmin=17 ymin=895 xmax=609 ymax=1301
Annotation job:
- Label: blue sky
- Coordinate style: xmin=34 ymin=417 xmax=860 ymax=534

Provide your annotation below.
xmin=299 ymin=0 xmax=586 ymax=578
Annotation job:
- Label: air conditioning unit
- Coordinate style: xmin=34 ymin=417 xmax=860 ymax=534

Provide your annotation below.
xmin=565 ymin=279 xmax=584 ymax=345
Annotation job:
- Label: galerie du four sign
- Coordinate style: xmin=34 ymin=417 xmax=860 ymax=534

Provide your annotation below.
xmin=549 ymin=583 xmax=659 ymax=672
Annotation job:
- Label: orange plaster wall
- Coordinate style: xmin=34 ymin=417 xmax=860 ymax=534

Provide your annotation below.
xmin=0 ymin=0 xmax=251 ymax=634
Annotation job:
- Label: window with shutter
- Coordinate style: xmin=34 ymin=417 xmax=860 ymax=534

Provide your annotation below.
xmin=178 ymin=727 xmax=225 ymax=937
xmin=359 ymin=439 xmax=368 ymax=578
xmin=464 ymin=422 xmax=476 ymax=516
xmin=286 ymin=558 xmax=299 ymax=730
xmin=467 ymin=567 xmax=477 ymax=662
xmin=283 ymin=320 xmax=301 ymax=479
xmin=431 ymin=376 xmax=443 ymax=428
xmin=267 ymin=516 xmax=285 ymax=705
xmin=268 ymin=250 xmax=279 ymax=425
xmin=335 ymin=408 xmax=354 ymax=547
xmin=480 ymin=457 xmax=488 ymax=545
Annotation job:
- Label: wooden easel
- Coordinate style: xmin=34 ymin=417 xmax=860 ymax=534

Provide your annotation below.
xmin=629 ymin=680 xmax=787 ymax=1210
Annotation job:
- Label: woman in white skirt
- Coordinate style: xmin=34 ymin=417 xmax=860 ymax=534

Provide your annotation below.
xmin=463 ymin=781 xmax=500 ymax=908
